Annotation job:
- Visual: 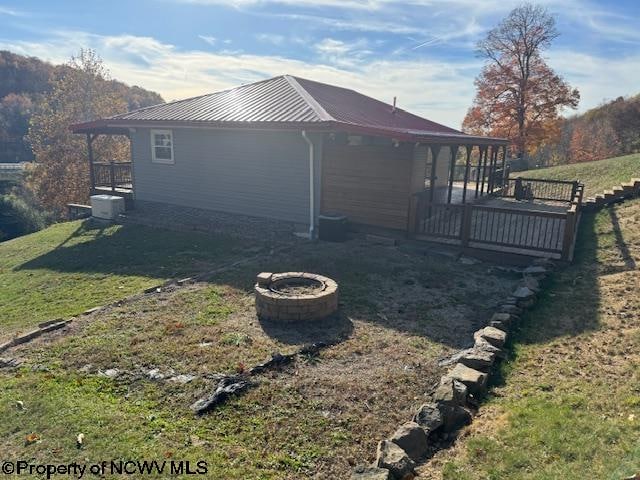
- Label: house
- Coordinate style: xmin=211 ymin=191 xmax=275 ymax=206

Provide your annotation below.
xmin=71 ymin=75 xmax=508 ymax=238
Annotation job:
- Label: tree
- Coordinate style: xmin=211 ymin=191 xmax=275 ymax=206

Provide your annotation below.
xmin=27 ymin=49 xmax=130 ymax=216
xmin=0 ymin=93 xmax=34 ymax=162
xmin=463 ymin=3 xmax=579 ymax=164
xmin=569 ymin=118 xmax=619 ymax=163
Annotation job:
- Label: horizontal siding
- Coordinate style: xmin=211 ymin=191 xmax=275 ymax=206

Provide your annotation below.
xmin=321 ymin=143 xmax=413 ymax=230
xmin=131 ymin=128 xmax=313 ymax=223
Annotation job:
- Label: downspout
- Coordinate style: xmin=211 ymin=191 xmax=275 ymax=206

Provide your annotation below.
xmin=301 ymin=130 xmax=315 ymax=239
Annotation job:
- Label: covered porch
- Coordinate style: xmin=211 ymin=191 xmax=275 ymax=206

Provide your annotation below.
xmin=76 ymin=125 xmax=135 ymax=206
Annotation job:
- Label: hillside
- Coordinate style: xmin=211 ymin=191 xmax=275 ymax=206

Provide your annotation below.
xmin=516 ymin=153 xmax=640 ymax=198
xmin=0 ymin=50 xmax=164 ymax=162
xmin=532 ymin=94 xmax=640 ymax=168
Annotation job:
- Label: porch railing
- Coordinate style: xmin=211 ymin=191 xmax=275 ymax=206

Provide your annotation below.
xmin=92 ymin=161 xmax=132 ymax=191
xmin=410 ymin=180 xmax=584 ymax=260
xmin=503 ymin=177 xmax=579 ymax=203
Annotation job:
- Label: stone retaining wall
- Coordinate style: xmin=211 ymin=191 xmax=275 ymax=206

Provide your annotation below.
xmin=353 ymin=259 xmax=553 ymax=479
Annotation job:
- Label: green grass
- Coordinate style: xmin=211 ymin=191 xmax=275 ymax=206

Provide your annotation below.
xmin=436 ymin=199 xmax=640 ymax=479
xmin=516 ymin=153 xmax=640 ymax=198
xmin=0 ymin=225 xmax=525 ymax=478
xmin=0 ymin=370 xmax=335 ymax=479
xmin=0 ymin=219 xmax=248 ymax=340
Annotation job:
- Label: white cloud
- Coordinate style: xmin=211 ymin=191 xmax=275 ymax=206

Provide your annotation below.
xmin=198 ymin=35 xmax=217 ymax=46
xmin=255 ymin=33 xmax=285 ymax=45
xmin=0 ymin=6 xmax=23 ymax=16
xmin=1 ymin=28 xmax=639 ymax=128
xmin=547 ymin=49 xmax=640 ymax=113
xmin=0 ymin=30 xmax=481 ymax=127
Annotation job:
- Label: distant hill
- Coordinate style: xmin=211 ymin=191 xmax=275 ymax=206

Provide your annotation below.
xmin=0 ymin=50 xmax=164 ymax=163
xmin=532 ymin=94 xmax=640 ymax=168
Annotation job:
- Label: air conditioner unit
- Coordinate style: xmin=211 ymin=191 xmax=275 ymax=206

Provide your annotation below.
xmin=90 ymin=195 xmax=125 ymax=220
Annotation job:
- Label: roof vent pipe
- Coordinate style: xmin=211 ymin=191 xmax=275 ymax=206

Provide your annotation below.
xmin=301 ymin=130 xmax=315 ymax=239
xmin=392 ymin=96 xmax=397 ymax=113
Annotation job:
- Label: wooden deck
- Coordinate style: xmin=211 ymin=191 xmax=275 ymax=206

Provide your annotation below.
xmin=412 ymin=179 xmax=584 ymax=260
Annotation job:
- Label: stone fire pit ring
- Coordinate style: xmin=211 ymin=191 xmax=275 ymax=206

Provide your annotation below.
xmin=255 ymin=272 xmax=338 ymax=322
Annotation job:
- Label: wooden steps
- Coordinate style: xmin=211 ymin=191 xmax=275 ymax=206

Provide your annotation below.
xmin=583 ymin=178 xmax=640 ymax=212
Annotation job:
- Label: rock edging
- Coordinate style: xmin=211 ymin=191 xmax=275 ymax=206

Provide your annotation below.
xmin=352 ymin=257 xmax=553 ymax=479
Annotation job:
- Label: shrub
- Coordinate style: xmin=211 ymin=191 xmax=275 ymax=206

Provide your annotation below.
xmin=0 ymin=193 xmax=47 ymax=241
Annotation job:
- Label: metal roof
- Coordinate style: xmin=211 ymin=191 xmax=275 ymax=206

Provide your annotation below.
xmin=71 ymin=75 xmax=507 ymax=144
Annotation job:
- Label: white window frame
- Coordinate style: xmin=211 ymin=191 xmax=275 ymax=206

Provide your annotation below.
xmin=150 ymin=129 xmax=174 ymax=164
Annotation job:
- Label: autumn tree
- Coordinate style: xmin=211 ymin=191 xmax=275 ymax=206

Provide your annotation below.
xmin=463 ymin=3 xmax=580 ymax=164
xmin=0 ymin=93 xmax=34 ymax=161
xmin=27 ymin=49 xmax=129 ymax=216
xmin=569 ymin=118 xmax=620 ymax=163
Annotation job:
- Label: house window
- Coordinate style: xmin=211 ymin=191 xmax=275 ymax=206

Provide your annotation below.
xmin=151 ymin=129 xmax=174 ymax=164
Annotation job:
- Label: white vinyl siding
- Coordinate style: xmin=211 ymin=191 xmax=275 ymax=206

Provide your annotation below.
xmin=131 ymin=128 xmax=322 ymax=224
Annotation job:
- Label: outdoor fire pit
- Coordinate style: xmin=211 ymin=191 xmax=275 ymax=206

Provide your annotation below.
xmin=254 ymin=272 xmax=338 ymax=322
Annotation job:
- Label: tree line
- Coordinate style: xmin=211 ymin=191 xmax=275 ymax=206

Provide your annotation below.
xmin=0 ymin=50 xmax=163 ymax=163
xmin=0 ymin=49 xmax=163 ymax=240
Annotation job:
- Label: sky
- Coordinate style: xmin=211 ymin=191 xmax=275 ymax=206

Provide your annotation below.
xmin=0 ymin=0 xmax=639 ymax=129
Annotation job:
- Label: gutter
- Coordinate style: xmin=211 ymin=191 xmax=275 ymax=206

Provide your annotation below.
xmin=300 ymin=130 xmax=315 ymax=239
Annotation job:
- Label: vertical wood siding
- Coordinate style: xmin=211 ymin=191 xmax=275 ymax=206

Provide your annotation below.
xmin=320 ymin=142 xmax=414 ymax=230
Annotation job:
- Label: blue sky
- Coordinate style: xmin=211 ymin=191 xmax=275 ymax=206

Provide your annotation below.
xmin=1 ymin=0 xmax=639 ymax=128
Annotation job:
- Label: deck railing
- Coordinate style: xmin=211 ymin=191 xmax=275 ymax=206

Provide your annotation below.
xmin=93 ymin=161 xmax=132 ymax=190
xmin=503 ymin=177 xmax=579 ymax=203
xmin=465 ymin=205 xmax=566 ymax=253
xmin=410 ymin=180 xmax=584 ymax=260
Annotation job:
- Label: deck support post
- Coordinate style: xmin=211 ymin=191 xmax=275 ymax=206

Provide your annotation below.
xmin=480 ymin=146 xmax=488 ymax=196
xmin=500 ymin=145 xmax=508 ymax=192
xmin=561 ymin=208 xmax=577 ymax=261
xmin=488 ymin=145 xmax=498 ymax=193
xmin=428 ymin=145 xmax=440 ymax=213
xmin=462 ymin=145 xmax=472 ymax=204
xmin=446 ymin=145 xmax=459 ymax=204
xmin=87 ymin=133 xmax=96 ymax=197
xmin=475 ymin=146 xmax=484 ymax=198
xmin=461 ymin=203 xmax=473 ymax=247
xmin=109 ymin=160 xmax=116 ymax=193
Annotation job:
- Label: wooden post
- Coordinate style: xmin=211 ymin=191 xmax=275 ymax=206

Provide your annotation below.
xmin=461 ymin=203 xmax=473 ymax=247
xmin=87 ymin=133 xmax=96 ymax=197
xmin=571 ymin=180 xmax=579 ymax=200
xmin=487 ymin=145 xmax=494 ymax=193
xmin=494 ymin=147 xmax=500 ymax=189
xmin=480 ymin=146 xmax=488 ymax=196
xmin=446 ymin=145 xmax=458 ymax=204
xmin=561 ymin=208 xmax=577 ymax=261
xmin=475 ymin=146 xmax=483 ymax=198
xmin=109 ymin=161 xmax=116 ymax=193
xmin=462 ymin=145 xmax=472 ymax=204
xmin=500 ymin=145 xmax=508 ymax=193
xmin=428 ymin=145 xmax=440 ymax=206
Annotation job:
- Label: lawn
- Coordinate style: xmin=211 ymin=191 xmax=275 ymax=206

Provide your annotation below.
xmin=515 ymin=153 xmax=640 ymax=198
xmin=0 ymin=219 xmax=254 ymax=341
xmin=421 ymin=198 xmax=640 ymax=479
xmin=0 ymin=224 xmax=522 ymax=479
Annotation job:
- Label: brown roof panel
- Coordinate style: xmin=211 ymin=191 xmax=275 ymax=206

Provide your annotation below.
xmin=111 ymin=76 xmax=322 ymax=124
xmin=292 ymin=76 xmax=461 ymax=135
xmin=71 ymin=74 xmax=507 ymax=144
